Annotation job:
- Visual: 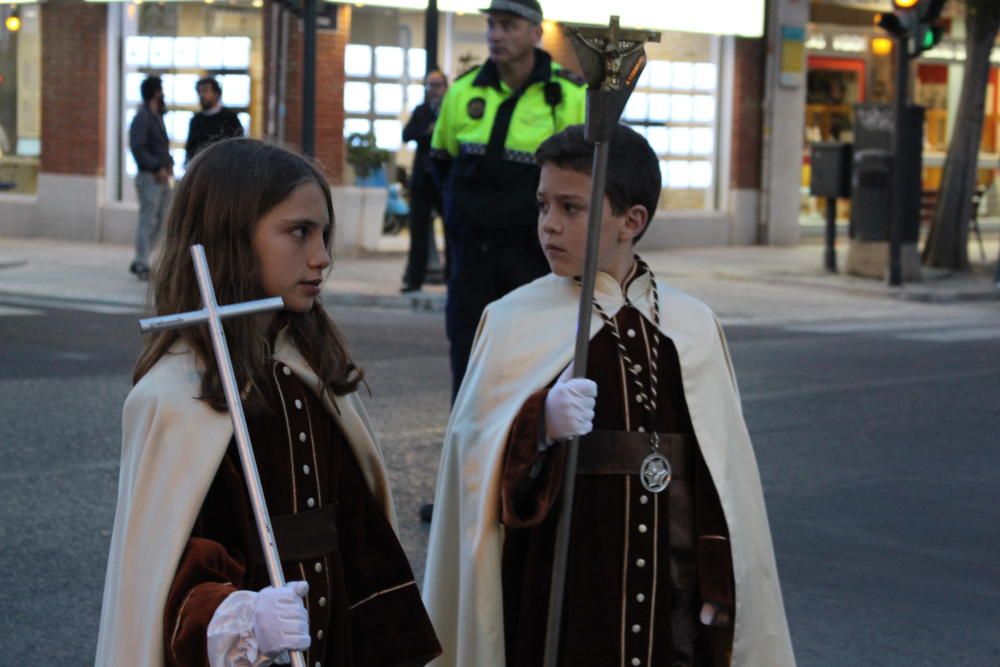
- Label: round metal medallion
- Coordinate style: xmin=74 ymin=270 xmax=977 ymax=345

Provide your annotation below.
xmin=640 ymin=451 xmax=672 ymax=494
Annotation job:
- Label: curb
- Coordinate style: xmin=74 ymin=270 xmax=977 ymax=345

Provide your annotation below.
xmin=719 ymin=272 xmax=1000 ymax=304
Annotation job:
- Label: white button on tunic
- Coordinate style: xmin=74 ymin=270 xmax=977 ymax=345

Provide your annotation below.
xmin=636 ymin=558 xmax=646 ymax=568
xmin=303 ymin=464 xmax=310 ymax=475
xmin=631 ymin=624 xmax=641 ymax=634
xmin=638 ymin=524 xmax=647 ymax=534
xmin=632 ymin=659 xmax=641 ymax=666
xmin=318 ymin=596 xmax=327 ymax=607
xmin=639 ymin=495 xmax=649 ymax=505
xmin=295 ymin=399 xmax=303 ymax=410
xmin=315 ymin=561 xmax=323 ymax=573
xmin=282 ymin=366 xmax=292 ymax=376
xmin=636 ymin=593 xmax=645 ymax=603
xmin=306 ymin=497 xmax=316 ymax=508
xmin=299 ymin=432 xmax=307 ymax=443
xmin=627 ymin=329 xmax=636 ymax=338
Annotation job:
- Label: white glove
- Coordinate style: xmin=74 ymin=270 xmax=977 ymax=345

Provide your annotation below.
xmin=544 ymin=364 xmax=597 ymax=444
xmin=254 ymin=581 xmax=311 ymax=663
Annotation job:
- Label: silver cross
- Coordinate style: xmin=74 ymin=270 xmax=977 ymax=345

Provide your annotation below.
xmin=139 ymin=244 xmax=306 ymax=667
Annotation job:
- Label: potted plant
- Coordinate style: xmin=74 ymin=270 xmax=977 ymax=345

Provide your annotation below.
xmin=346 ymin=131 xmax=389 ymax=187
xmin=342 ymin=131 xmax=391 ymax=251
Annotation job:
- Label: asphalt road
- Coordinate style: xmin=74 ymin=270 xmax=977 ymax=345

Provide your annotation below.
xmin=0 ymin=296 xmax=997 ymax=666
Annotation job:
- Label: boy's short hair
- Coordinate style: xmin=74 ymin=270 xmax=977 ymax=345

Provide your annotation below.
xmin=196 ymin=76 xmax=222 ymax=95
xmin=140 ymin=76 xmax=163 ymax=103
xmin=535 ymin=124 xmax=661 ymax=241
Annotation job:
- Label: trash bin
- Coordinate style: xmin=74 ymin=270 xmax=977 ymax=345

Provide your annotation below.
xmin=850 ymin=149 xmax=893 ymax=242
xmin=810 ymin=143 xmax=853 ymax=200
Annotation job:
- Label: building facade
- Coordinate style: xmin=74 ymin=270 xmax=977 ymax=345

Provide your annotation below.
xmin=0 ymin=0 xmax=801 ymax=250
xmin=801 ymin=0 xmax=1000 ymax=228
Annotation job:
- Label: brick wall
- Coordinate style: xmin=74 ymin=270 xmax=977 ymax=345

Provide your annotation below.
xmin=40 ymin=2 xmax=106 ymax=176
xmin=730 ymin=37 xmax=765 ymax=191
xmin=266 ymin=3 xmax=349 ymax=185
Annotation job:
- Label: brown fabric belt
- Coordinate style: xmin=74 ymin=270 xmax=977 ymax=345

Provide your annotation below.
xmin=251 ymin=503 xmax=339 ymax=565
xmin=577 ymin=430 xmax=694 ymax=479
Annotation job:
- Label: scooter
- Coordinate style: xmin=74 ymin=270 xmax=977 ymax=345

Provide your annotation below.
xmin=383 ymin=168 xmax=410 ymax=235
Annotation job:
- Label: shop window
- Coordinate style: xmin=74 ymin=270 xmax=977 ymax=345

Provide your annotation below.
xmin=345 ymin=82 xmax=373 ymax=114
xmin=625 ymin=57 xmax=719 ymax=208
xmin=344 ymin=118 xmax=372 ymax=137
xmin=373 ymin=119 xmax=403 ymax=152
xmin=0 ymin=3 xmax=41 ymax=195
xmin=116 ymin=4 xmax=261 ymax=198
xmin=345 ymin=44 xmax=373 ymax=77
xmin=373 ymin=83 xmax=404 ymax=115
xmin=343 ymin=42 xmax=426 ymax=161
xmin=671 ymin=62 xmax=694 ymax=90
xmin=375 ymin=46 xmax=405 ymax=79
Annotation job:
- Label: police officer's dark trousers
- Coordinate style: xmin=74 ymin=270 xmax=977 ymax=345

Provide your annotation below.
xmin=446 ymin=225 xmax=549 ymax=401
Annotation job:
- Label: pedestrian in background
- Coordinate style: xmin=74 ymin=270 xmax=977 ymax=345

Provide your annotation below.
xmin=401 ymin=69 xmax=448 ymax=293
xmin=184 ymin=77 xmax=244 ymax=165
xmin=128 ymin=75 xmax=173 ymax=281
xmin=431 ymin=0 xmax=586 ymax=400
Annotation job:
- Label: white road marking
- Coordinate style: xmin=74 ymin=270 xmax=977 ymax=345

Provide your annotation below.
xmin=0 ymin=305 xmax=41 ymax=317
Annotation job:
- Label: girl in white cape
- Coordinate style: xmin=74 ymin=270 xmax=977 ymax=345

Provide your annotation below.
xmin=96 ymin=138 xmax=441 ymax=667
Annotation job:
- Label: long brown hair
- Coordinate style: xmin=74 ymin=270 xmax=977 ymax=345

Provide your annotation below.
xmin=134 ymin=138 xmax=364 ymax=413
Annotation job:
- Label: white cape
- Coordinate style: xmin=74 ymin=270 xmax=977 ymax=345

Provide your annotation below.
xmin=95 ymin=330 xmax=396 ymax=666
xmin=422 ymin=271 xmax=795 ymax=667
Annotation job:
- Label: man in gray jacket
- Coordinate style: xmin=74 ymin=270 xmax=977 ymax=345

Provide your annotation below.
xmin=128 ymin=75 xmax=173 ymax=280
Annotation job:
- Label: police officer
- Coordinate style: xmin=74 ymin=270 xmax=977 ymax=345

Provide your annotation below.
xmin=432 ymin=0 xmax=586 ymax=400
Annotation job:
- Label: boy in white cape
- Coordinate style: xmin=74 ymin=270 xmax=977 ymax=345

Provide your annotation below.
xmin=422 ymin=124 xmax=795 ymax=667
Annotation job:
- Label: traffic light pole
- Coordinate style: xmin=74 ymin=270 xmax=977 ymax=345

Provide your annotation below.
xmin=825 ymin=195 xmax=838 ymax=273
xmin=888 ymin=33 xmax=909 ymax=287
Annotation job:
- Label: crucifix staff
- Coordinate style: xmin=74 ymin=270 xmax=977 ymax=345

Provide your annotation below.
xmin=139 ymin=244 xmax=306 ymax=667
xmin=543 ymin=17 xmax=659 ymax=667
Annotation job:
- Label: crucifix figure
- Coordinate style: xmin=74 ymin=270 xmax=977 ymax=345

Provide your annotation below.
xmin=139 ymin=244 xmax=307 ymax=667
xmin=542 ymin=15 xmax=660 ymax=667
xmin=568 ymin=16 xmax=658 ymax=94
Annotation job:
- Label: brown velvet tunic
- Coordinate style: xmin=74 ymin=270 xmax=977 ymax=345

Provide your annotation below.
xmin=500 ymin=270 xmax=735 ymax=667
xmin=163 ymin=359 xmax=441 ymax=667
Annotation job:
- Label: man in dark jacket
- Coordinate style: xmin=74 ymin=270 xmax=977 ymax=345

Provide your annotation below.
xmin=128 ymin=75 xmax=173 ymax=281
xmin=184 ymin=77 xmax=244 ymax=165
xmin=401 ymin=70 xmax=448 ymax=292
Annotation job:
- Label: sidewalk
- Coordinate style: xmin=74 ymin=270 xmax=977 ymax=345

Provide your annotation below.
xmin=642 ymin=241 xmax=1000 ymax=304
xmin=0 ymin=237 xmax=446 ymax=311
xmin=0 ymin=236 xmax=996 ymax=315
